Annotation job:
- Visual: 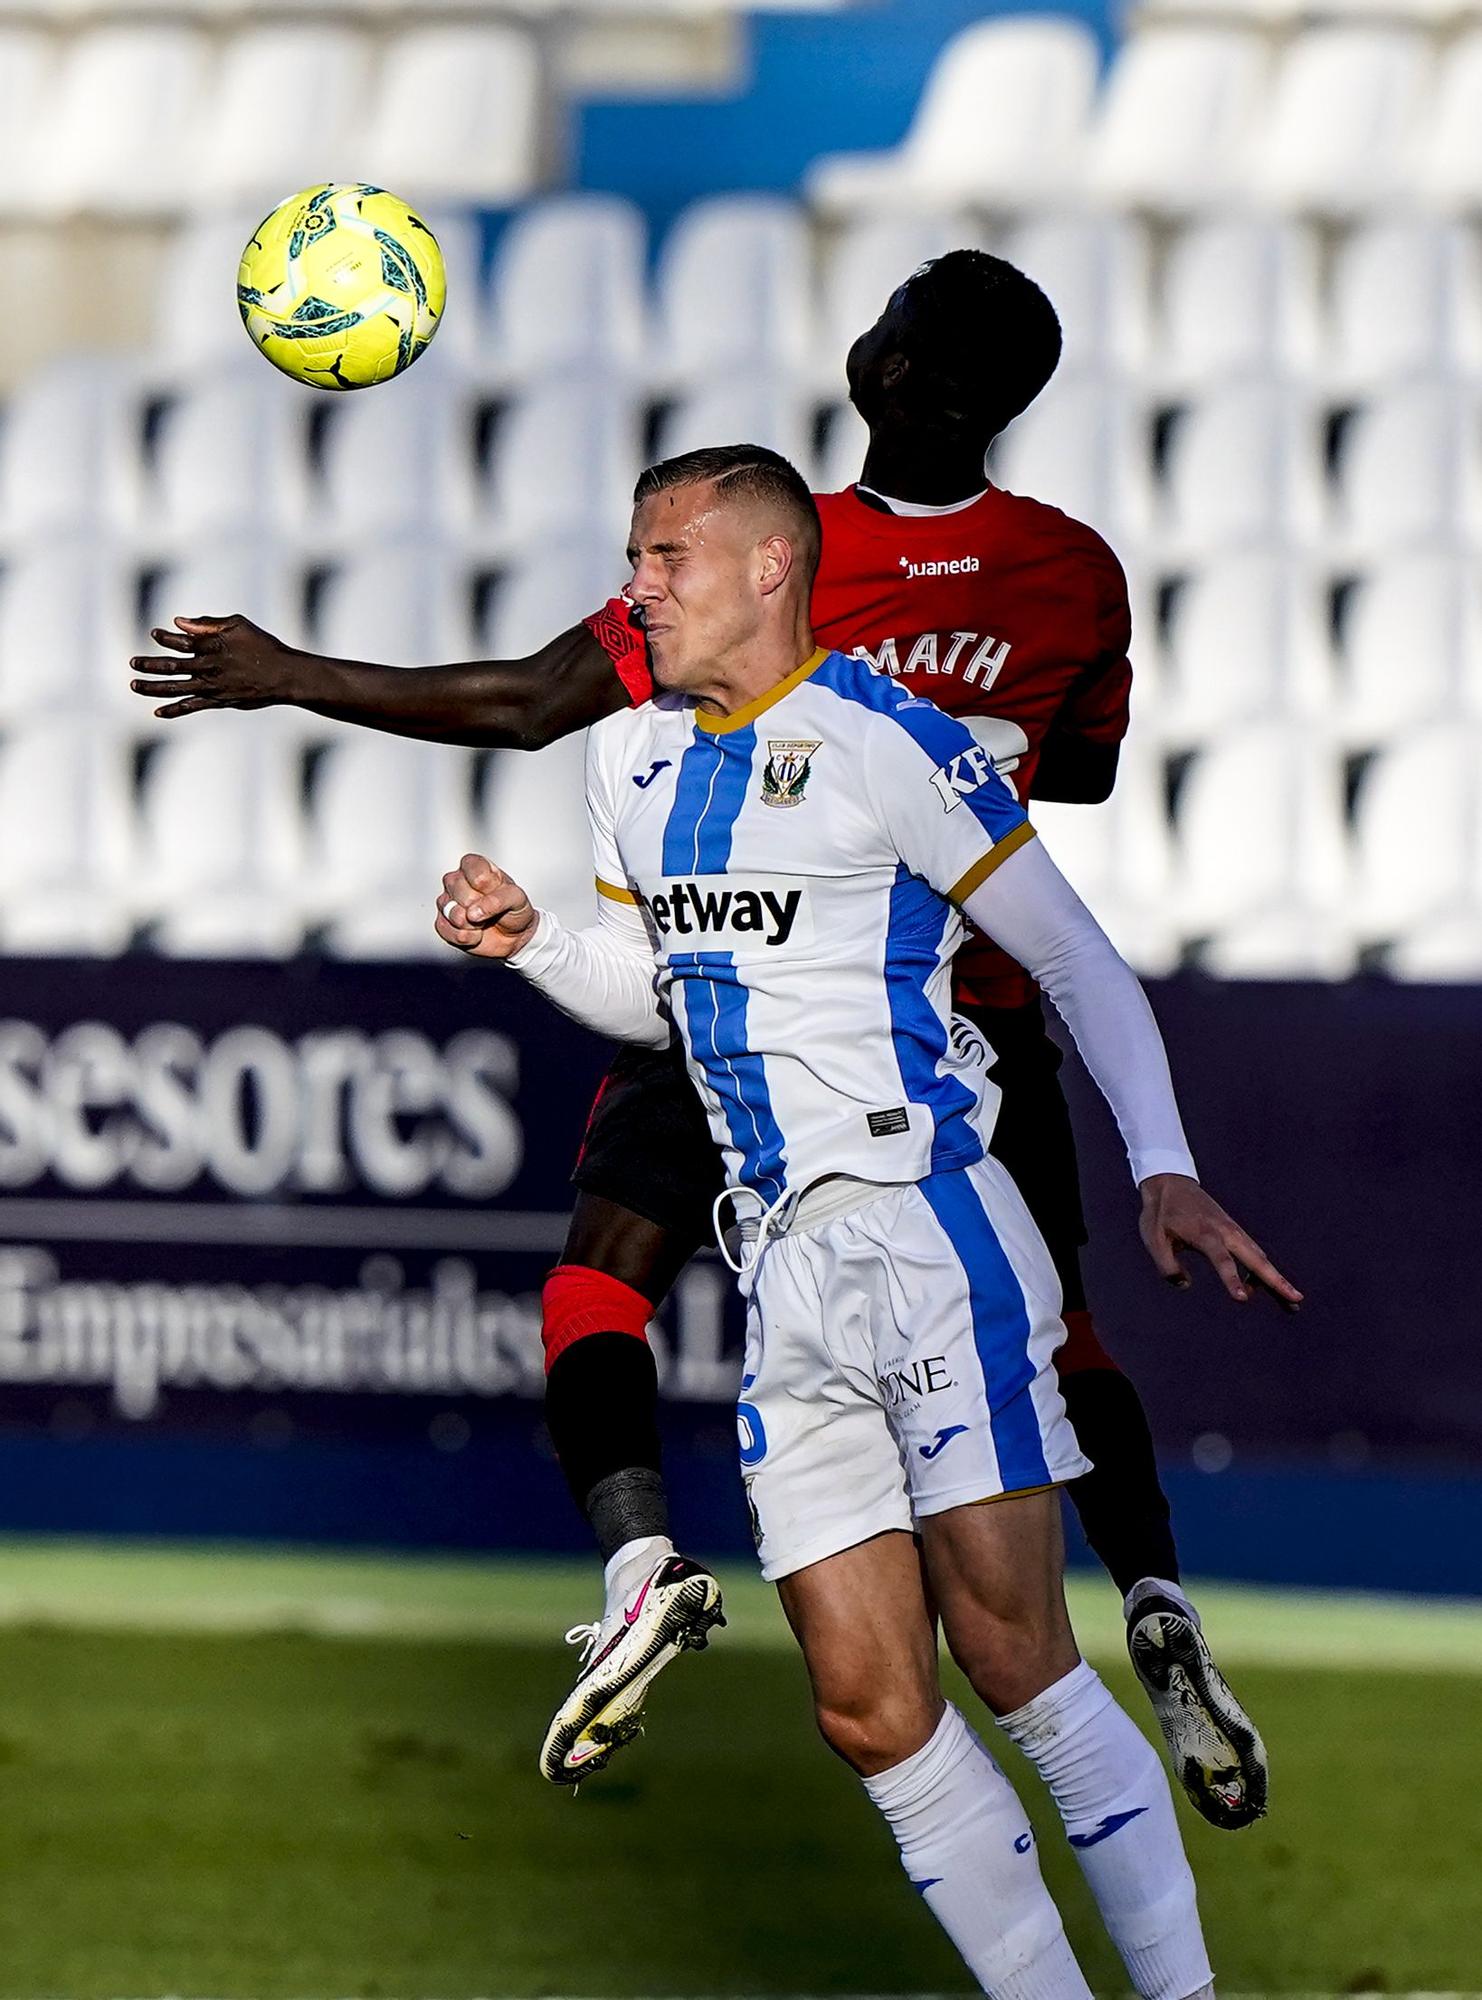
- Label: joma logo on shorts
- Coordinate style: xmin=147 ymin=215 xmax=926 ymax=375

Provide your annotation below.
xmin=646 ymin=875 xmax=810 ymax=948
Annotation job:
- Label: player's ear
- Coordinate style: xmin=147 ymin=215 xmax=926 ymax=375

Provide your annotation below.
xmin=756 ymin=533 xmax=794 ymax=599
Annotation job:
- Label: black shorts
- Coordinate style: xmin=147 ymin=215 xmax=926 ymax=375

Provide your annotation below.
xmin=571 ymin=1002 xmax=1089 ymax=1305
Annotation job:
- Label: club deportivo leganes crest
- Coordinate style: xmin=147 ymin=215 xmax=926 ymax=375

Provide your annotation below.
xmin=761 ymin=739 xmax=821 ymax=809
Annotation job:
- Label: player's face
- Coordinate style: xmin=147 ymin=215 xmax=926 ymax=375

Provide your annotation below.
xmin=626 ymin=485 xmax=764 ymax=692
xmin=846 ymin=283 xmax=910 ymax=421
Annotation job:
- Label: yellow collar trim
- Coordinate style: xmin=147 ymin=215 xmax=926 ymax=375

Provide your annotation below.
xmin=694 ymin=647 xmax=830 ymax=734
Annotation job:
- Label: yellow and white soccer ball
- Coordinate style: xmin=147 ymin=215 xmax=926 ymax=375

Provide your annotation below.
xmin=237 ymin=182 xmax=446 ymax=390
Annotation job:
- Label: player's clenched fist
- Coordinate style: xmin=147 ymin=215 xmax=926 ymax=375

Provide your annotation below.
xmin=435 ymin=853 xmax=539 ymax=960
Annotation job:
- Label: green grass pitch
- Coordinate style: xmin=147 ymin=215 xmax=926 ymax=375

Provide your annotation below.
xmin=0 ymin=1539 xmax=1475 ymax=1996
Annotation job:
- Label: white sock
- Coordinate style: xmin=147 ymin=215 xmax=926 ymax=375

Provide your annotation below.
xmin=999 ymin=1662 xmax=1212 ymax=2000
xmin=602 ymin=1534 xmax=673 ymax=1621
xmin=862 ymin=1703 xmax=1093 ymax=2000
xmin=1123 ymin=1576 xmax=1200 ymax=1628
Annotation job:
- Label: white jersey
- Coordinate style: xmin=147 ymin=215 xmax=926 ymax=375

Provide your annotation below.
xmin=586 ymin=647 xmax=1034 ymax=1203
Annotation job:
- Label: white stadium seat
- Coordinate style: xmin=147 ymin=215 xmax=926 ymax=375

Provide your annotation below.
xmin=814 ymin=214 xmax=984 ymax=389
xmin=1338 ymin=552 xmax=1482 ymax=749
xmin=1331 ymin=379 xmax=1481 ymax=560
xmin=488 ymin=195 xmax=649 ymax=387
xmin=806 ymin=17 xmax=1100 ymax=214
xmin=481 ymin=541 xmax=627 ymax=660
xmin=150 ymin=215 xmax=264 ymax=373
xmin=0 ymin=357 xmax=143 ymax=542
xmin=314 ymin=372 xmax=481 ymax=550
xmin=0 ymin=536 xmax=134 ymax=723
xmin=1328 ymin=223 xmax=1480 ymax=393
xmin=1172 ymin=724 xmax=1355 ymax=978
xmin=1155 ymin=221 xmax=1322 ymax=392
xmin=194 ymin=25 xmax=373 ymax=209
xmin=0 ymin=26 xmax=62 ymax=218
xmin=1159 ymin=380 xmax=1326 ymax=563
xmin=999 ymin=215 xmax=1152 ymax=376
xmin=141 ymin=535 xmax=304 ymax=661
xmin=134 ymin=719 xmax=307 ymax=958
xmin=1030 ymin=736 xmax=1179 ymax=974
xmin=313 ymin=541 xmax=477 ymax=673
xmin=1255 ymin=26 xmax=1434 ymax=217
xmin=991 ymin=373 xmax=1153 ymax=558
xmin=654 ymin=197 xmax=814 ymax=387
xmin=1157 ymin=553 xmax=1331 ymax=749
xmin=1413 ymin=29 xmax=1482 ymax=214
xmin=0 ymin=720 xmax=137 ymax=955
xmin=479 ymin=377 xmax=643 ymax=556
xmin=140 ymin=371 xmax=313 ymax=551
xmin=1350 ymin=723 xmax=1482 ymax=978
xmin=1087 ymin=26 xmax=1272 ymax=214
xmin=305 ymin=735 xmax=475 ymax=958
xmin=356 ymin=25 xmax=543 ymax=207
xmin=657 ymin=377 xmax=815 ymax=478
xmin=31 ymin=24 xmax=214 ymax=216
xmin=479 ymin=734 xmax=594 ymax=935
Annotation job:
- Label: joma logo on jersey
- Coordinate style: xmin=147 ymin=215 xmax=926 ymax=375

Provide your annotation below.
xmin=930 ymin=743 xmax=1001 ymax=812
xmin=761 ymin=738 xmax=820 ymax=809
xmin=897 ymin=556 xmax=982 ymax=579
xmin=646 ymin=874 xmax=812 ymax=949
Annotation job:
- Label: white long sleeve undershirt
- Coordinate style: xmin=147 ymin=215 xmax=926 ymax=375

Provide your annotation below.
xmin=507 ymin=835 xmax=1196 ymax=1187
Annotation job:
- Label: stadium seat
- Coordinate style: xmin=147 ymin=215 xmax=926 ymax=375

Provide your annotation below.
xmin=479 ymin=377 xmax=644 ymax=556
xmin=653 ymin=197 xmax=814 ymax=387
xmin=1328 ymin=223 xmax=1480 ymax=393
xmin=487 ymin=195 xmax=649 ymax=387
xmin=31 ymin=24 xmax=214 ymax=216
xmin=355 ymin=24 xmax=543 ymax=206
xmin=1338 ymin=552 xmax=1482 ymax=749
xmin=479 ymin=734 xmax=595 ymax=934
xmin=139 ymin=373 xmax=314 ymax=552
xmin=1155 ymin=220 xmax=1322 ymax=392
xmin=304 ymin=735 xmax=476 ymax=957
xmin=1350 ymin=723 xmax=1482 ymax=977
xmin=313 ymin=541 xmax=477 ymax=676
xmin=990 ymin=372 xmax=1153 ymax=560
xmin=1172 ymin=724 xmax=1355 ymax=977
xmin=1086 ymin=25 xmax=1272 ymax=214
xmin=314 ymin=373 xmax=481 ymax=551
xmin=1255 ymin=26 xmax=1434 ymax=216
xmin=0 ymin=356 xmax=143 ymax=542
xmin=1331 ymin=379 xmax=1481 ymax=561
xmin=1159 ymin=379 xmax=1326 ymax=564
xmin=1030 ymin=735 xmax=1180 ymax=974
xmin=814 ymin=213 xmax=983 ymax=389
xmin=0 ymin=26 xmax=61 ymax=217
xmin=1157 ymin=552 xmax=1331 ymax=749
xmin=142 ymin=534 xmax=304 ymax=659
xmin=0 ymin=535 xmax=134 ymax=723
xmin=657 ymin=377 xmax=815 ymax=479
xmin=193 ymin=24 xmax=373 ymax=208
xmin=134 ymin=718 xmax=307 ymax=958
xmin=481 ymin=542 xmax=629 ymax=660
xmin=805 ymin=17 xmax=1100 ymax=214
xmin=149 ymin=215 xmax=266 ymax=372
xmin=999 ymin=215 xmax=1153 ymax=376
xmin=1413 ymin=28 xmax=1482 ymax=213
xmin=0 ymin=719 xmax=136 ymax=954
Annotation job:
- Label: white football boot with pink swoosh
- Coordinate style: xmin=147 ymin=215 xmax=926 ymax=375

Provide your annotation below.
xmin=540 ymin=1553 xmax=725 ymax=1784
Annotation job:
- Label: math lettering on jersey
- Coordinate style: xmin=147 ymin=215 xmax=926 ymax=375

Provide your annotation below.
xmin=851 ymin=630 xmax=1012 ymax=690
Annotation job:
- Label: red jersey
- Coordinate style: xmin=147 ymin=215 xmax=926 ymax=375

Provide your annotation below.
xmin=585 ymin=482 xmax=1131 ymax=1010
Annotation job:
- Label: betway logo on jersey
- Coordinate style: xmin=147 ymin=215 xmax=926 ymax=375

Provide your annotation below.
xmin=645 ymin=874 xmax=814 ymax=951
xmin=898 ymin=555 xmax=981 ymax=579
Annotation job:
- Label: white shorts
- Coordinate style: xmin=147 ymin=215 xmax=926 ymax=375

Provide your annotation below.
xmin=736 ymin=1154 xmax=1091 ymax=1583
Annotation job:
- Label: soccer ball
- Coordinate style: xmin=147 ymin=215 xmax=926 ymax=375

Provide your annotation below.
xmin=237 ymin=182 xmax=446 ymax=391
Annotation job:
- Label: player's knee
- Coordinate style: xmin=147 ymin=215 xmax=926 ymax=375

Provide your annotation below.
xmin=813 ymin=1688 xmax=941 ymax=1778
xmin=945 ymin=1606 xmax=1077 ymax=1717
xmin=540 ymin=1264 xmax=654 ymax=1375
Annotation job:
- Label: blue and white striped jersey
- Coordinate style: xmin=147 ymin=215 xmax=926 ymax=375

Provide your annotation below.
xmin=586 ymin=647 xmax=1036 ymax=1201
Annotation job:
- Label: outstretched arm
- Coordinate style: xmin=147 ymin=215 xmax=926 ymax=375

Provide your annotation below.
xmin=129 ymin=599 xmax=650 ymax=751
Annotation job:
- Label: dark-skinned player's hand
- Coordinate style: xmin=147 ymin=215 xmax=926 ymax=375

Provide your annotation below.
xmin=1139 ymin=1172 xmax=1302 ymax=1311
xmin=129 ymin=614 xmax=301 ymax=718
xmin=436 ymin=852 xmax=540 ymax=961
